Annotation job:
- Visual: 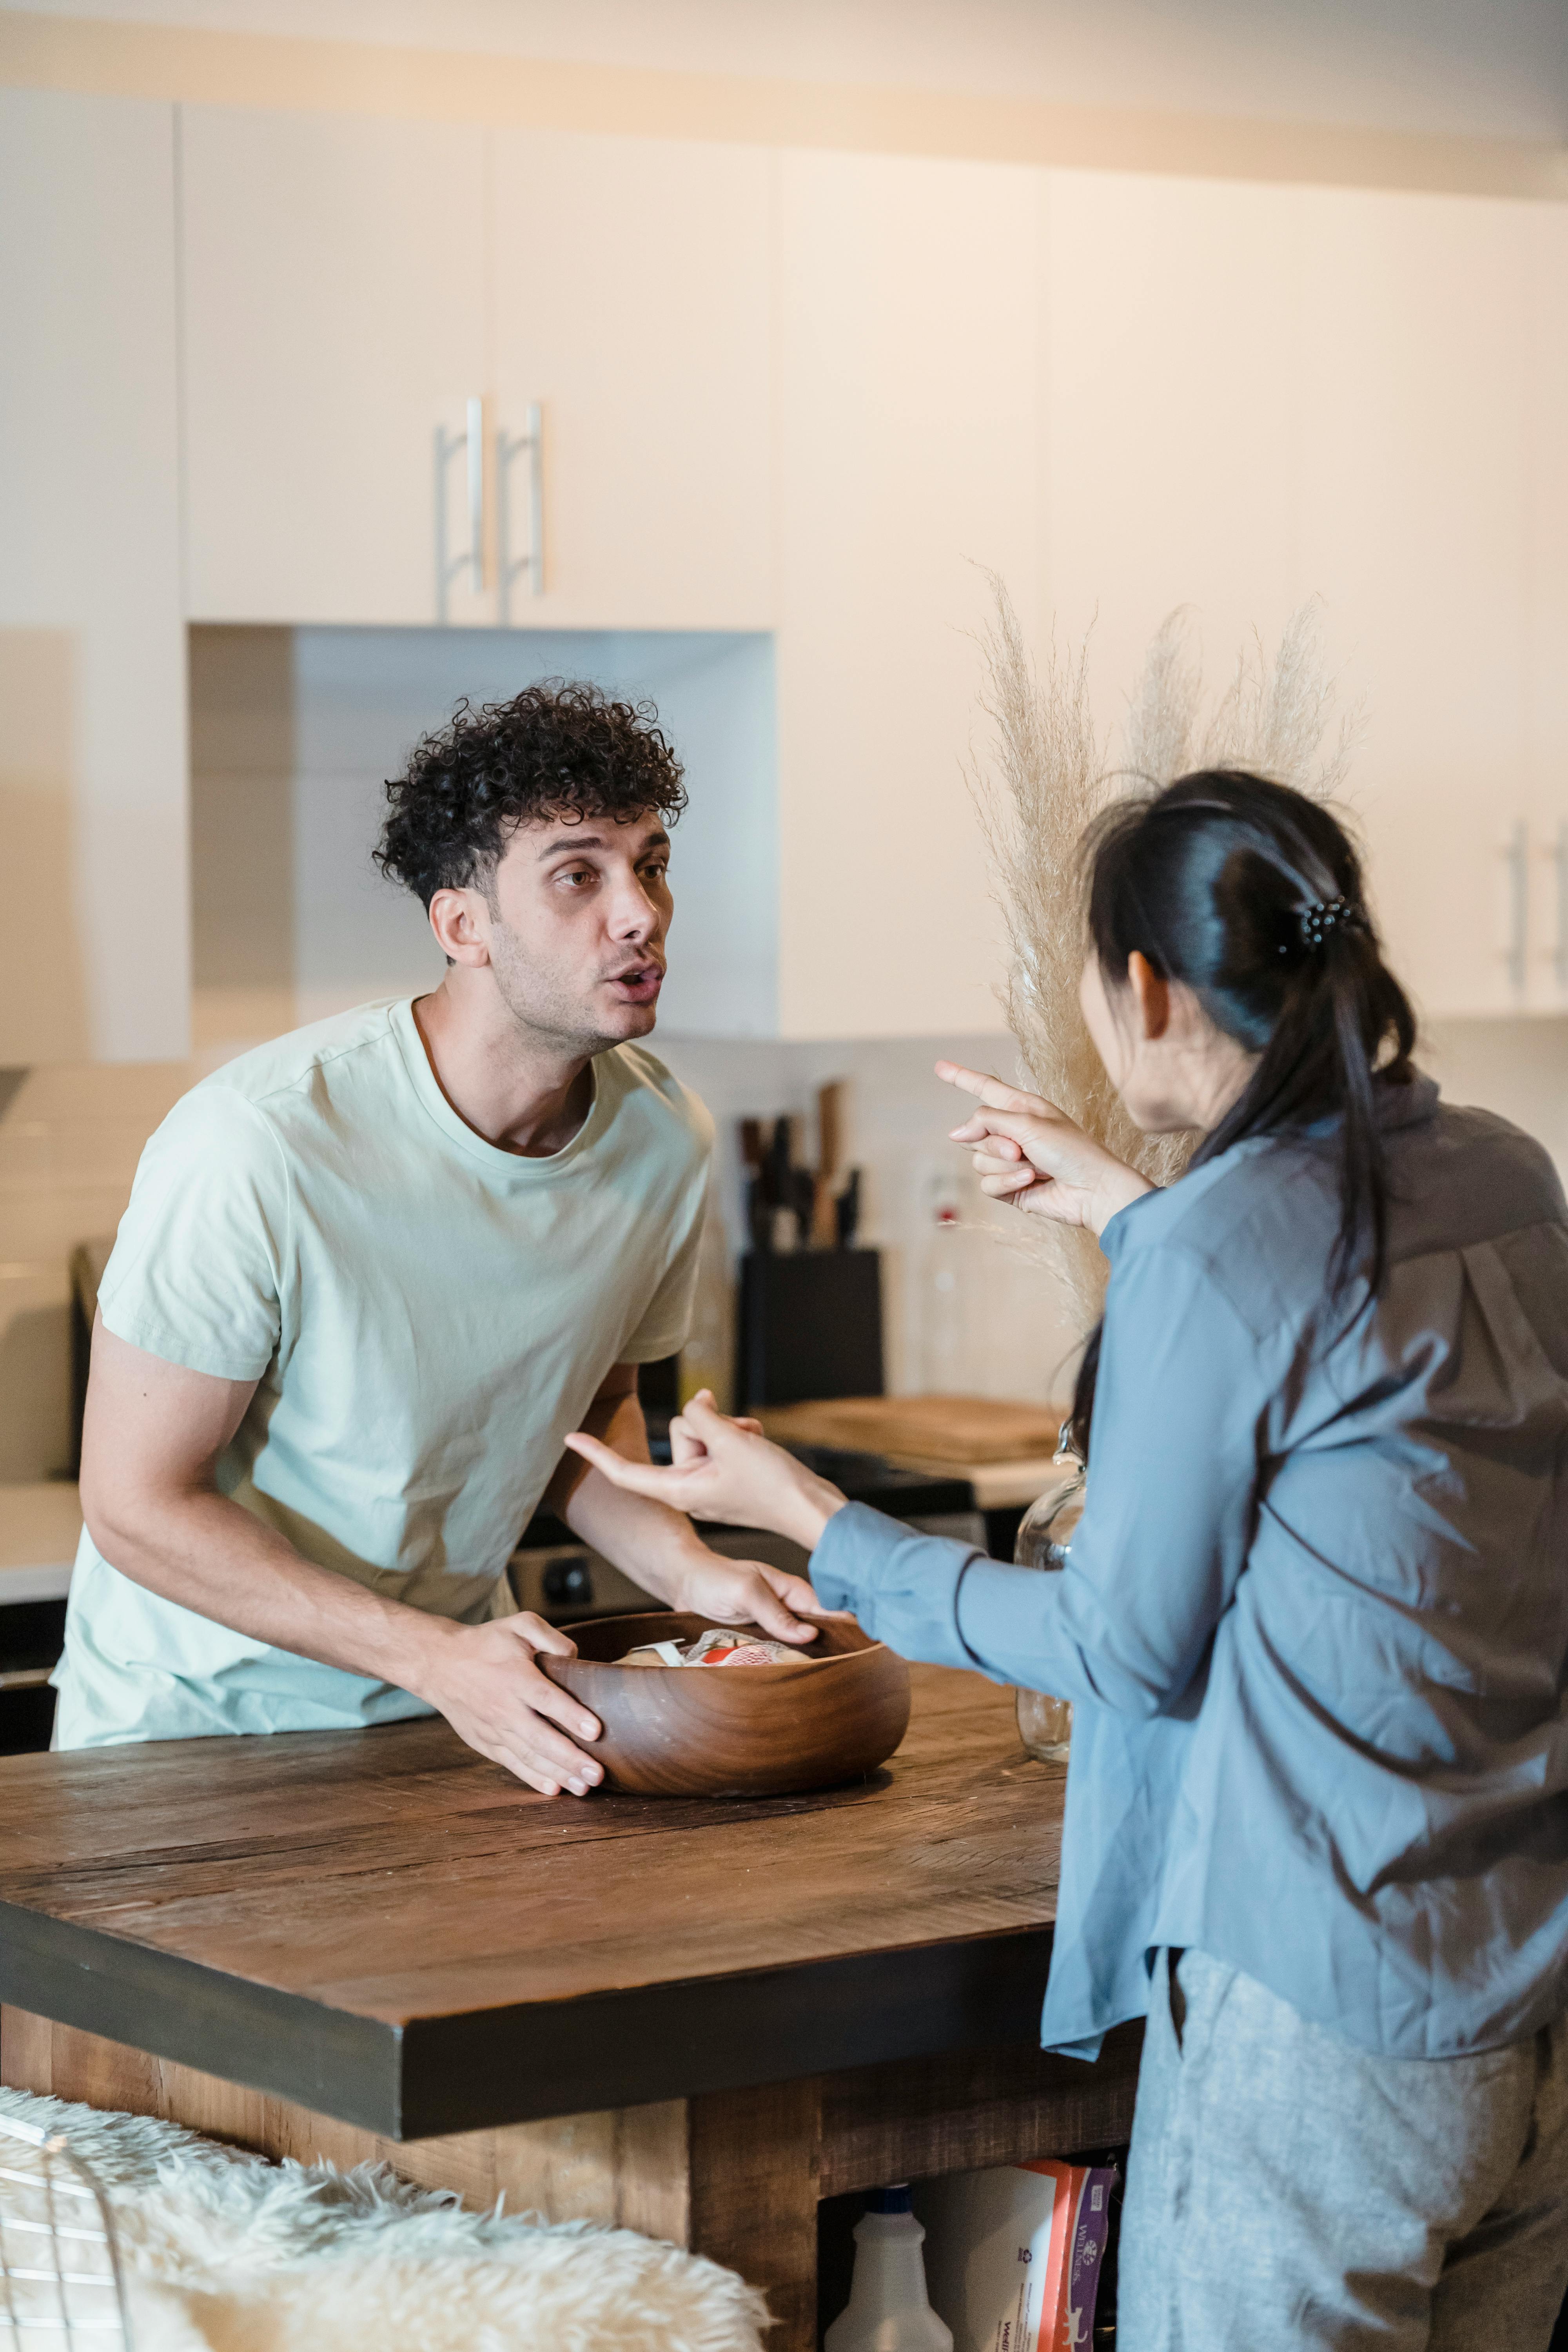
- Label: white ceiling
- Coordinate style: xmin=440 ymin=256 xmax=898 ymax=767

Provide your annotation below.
xmin=5 ymin=0 xmax=1567 ymax=146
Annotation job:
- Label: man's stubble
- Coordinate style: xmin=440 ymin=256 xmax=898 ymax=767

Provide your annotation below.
xmin=485 ymin=909 xmax=648 ymax=1063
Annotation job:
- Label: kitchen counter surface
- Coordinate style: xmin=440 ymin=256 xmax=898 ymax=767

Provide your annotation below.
xmin=0 ymin=1664 xmax=1063 ymax=2138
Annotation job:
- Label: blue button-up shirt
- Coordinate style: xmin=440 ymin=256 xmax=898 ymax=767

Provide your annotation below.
xmin=811 ymin=1080 xmax=1568 ymax=2060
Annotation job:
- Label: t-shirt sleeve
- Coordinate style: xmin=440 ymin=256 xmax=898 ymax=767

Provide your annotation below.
xmin=619 ymin=1087 xmax=714 ymax=1365
xmin=96 ymin=1085 xmax=289 ymax=1382
xmin=620 ymin=1182 xmax=708 ymax=1364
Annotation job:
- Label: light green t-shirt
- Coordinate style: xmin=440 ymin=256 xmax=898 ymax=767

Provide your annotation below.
xmin=55 ymin=998 xmax=712 ymax=1748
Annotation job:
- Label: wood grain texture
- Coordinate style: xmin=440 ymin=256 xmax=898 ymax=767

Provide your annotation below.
xmin=543 ymin=1611 xmax=911 ymax=1797
xmin=0 ymin=1666 xmax=1065 ymax=2134
xmin=691 ymin=2077 xmax=821 ymax=2352
xmin=817 ymin=2024 xmax=1144 ymax=2194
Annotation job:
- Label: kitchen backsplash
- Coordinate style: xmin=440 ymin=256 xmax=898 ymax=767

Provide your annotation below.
xmin=2 ymin=1015 xmax=1565 ymax=1483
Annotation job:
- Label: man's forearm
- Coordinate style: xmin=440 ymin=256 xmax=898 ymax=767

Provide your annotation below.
xmin=558 ymin=1388 xmax=712 ymax=1601
xmin=564 ymin=1467 xmax=717 ymax=1599
xmin=84 ymin=1486 xmax=454 ymax=1697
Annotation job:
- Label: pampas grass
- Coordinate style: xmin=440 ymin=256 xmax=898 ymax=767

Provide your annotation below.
xmin=1125 ymin=602 xmax=1358 ymax=804
xmin=966 ymin=583 xmax=1356 ymax=1334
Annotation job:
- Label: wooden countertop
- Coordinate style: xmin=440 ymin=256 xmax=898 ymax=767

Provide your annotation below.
xmin=0 ymin=1665 xmax=1064 ymax=2143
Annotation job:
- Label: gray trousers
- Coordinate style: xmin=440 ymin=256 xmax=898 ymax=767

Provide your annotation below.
xmin=1120 ymin=1948 xmax=1568 ymax=2350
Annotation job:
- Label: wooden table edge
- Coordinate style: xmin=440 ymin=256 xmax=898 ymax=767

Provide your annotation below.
xmin=0 ymin=1899 xmax=1058 ymax=2139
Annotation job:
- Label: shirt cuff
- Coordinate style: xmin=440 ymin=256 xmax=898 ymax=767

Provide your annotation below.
xmin=809 ymin=1501 xmax=997 ymax=1676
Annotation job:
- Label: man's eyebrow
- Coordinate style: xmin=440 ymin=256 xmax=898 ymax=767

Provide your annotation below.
xmin=535 ymin=831 xmax=609 ymax=859
xmin=535 ymin=828 xmax=671 ymax=860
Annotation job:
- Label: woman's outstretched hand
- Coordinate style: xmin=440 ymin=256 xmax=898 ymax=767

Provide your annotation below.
xmin=563 ymin=1392 xmax=847 ymax=1557
xmin=937 ymin=1062 xmax=1154 ymax=1238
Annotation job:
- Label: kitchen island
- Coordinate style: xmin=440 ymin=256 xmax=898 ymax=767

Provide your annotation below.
xmin=0 ymin=1663 xmax=1139 ymax=2347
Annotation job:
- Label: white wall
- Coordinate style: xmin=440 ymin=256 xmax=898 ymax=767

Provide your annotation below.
xmin=5 ymin=0 xmax=1566 ymax=143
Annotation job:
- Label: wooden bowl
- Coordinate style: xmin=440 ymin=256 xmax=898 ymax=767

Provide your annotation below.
xmin=540 ymin=1612 xmax=911 ymax=1798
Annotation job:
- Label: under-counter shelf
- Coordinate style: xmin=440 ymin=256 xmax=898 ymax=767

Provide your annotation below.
xmin=0 ymin=1603 xmax=64 ymax=1756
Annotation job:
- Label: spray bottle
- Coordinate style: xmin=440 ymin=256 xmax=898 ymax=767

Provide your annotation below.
xmin=824 ymin=2184 xmax=953 ymax=2352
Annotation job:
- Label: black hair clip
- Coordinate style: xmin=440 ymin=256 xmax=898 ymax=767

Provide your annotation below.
xmin=1296 ymin=896 xmax=1365 ymax=951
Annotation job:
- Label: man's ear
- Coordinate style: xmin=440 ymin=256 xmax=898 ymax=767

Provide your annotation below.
xmin=428 ymin=887 xmax=492 ymax=967
xmin=1126 ymin=949 xmax=1172 ymax=1042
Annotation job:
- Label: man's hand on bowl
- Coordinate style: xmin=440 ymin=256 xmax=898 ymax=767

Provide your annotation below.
xmin=410 ymin=1611 xmax=604 ymax=1800
xmin=564 ymin=1392 xmax=847 ymax=1559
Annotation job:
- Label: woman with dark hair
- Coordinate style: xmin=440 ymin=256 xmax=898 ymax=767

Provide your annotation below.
xmin=570 ymin=771 xmax=1568 ymax=2349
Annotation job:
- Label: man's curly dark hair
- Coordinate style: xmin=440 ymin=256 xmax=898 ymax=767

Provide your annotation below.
xmin=374 ymin=679 xmax=688 ymax=910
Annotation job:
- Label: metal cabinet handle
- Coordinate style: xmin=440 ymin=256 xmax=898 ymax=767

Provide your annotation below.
xmin=435 ymin=395 xmax=486 ymax=622
xmin=1504 ymin=818 xmax=1528 ymax=995
xmin=465 ymin=395 xmax=485 ymax=592
xmin=526 ymin=401 xmax=544 ymax=600
xmin=498 ymin=403 xmax=544 ymax=621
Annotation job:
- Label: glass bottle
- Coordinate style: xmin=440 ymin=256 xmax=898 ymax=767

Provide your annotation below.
xmin=1013 ymin=1431 xmax=1084 ymax=1762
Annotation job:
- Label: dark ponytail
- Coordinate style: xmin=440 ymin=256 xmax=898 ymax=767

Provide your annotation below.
xmin=1069 ymin=770 xmax=1416 ymax=1457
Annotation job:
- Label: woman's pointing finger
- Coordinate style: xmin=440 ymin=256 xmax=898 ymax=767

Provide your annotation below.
xmin=935 ymin=1061 xmax=1046 ymax=1116
xmin=563 ymin=1430 xmax=683 ymax=1501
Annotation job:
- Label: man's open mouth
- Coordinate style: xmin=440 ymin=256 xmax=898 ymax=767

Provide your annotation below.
xmin=606 ymin=965 xmax=663 ymax=1004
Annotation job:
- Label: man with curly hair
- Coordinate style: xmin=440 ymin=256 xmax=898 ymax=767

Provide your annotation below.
xmin=57 ymin=682 xmax=817 ymax=1793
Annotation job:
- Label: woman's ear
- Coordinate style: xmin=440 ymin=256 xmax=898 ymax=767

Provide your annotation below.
xmin=1126 ymin=950 xmax=1172 ymax=1043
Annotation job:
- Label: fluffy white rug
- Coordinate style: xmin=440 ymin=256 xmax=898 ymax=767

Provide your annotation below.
xmin=0 ymin=2086 xmax=769 ymax=2352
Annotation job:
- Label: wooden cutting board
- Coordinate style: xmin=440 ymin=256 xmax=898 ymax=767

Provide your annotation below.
xmin=759 ymin=1394 xmax=1071 ymax=1467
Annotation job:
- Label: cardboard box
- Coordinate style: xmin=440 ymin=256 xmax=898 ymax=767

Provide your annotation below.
xmin=916 ymin=2159 xmax=1116 ymax=2352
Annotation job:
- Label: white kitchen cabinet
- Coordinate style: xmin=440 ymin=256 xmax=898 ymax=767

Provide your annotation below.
xmin=167 ymin=101 xmax=1568 ymax=1035
xmin=182 ymin=112 xmax=769 ymax=634
xmin=768 ymin=148 xmax=1040 ymax=1039
xmin=1041 ymin=170 xmax=1554 ymax=1024
xmin=489 ymin=131 xmax=771 ymax=630
xmin=1298 ymin=187 xmax=1535 ymax=1018
xmin=1042 ymin=169 xmax=1306 ymax=728
xmin=181 ymin=107 xmax=490 ymax=627
xmin=0 ymin=89 xmax=188 ymax=1062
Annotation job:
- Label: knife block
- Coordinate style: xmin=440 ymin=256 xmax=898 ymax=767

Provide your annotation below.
xmin=736 ymin=1248 xmax=884 ymax=1410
